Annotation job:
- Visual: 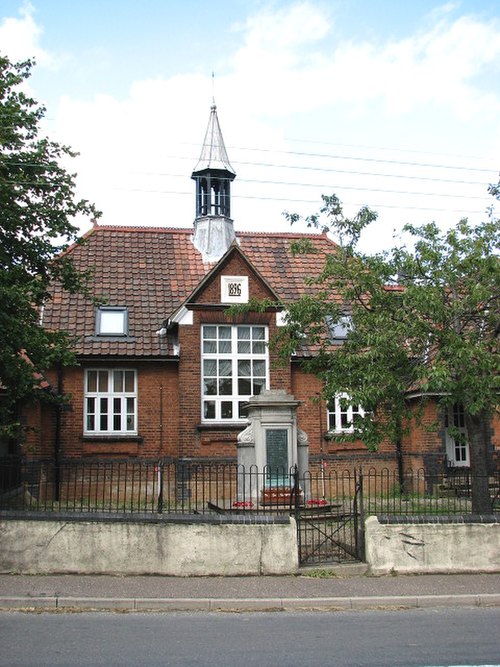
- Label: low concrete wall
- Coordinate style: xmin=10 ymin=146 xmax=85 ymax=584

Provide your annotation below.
xmin=365 ymin=515 xmax=500 ymax=575
xmin=0 ymin=514 xmax=298 ymax=576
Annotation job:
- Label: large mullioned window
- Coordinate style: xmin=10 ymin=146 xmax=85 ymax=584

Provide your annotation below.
xmin=202 ymin=325 xmax=268 ymax=421
xmin=84 ymin=369 xmax=137 ymax=435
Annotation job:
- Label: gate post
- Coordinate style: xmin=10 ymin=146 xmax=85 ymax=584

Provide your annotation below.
xmin=157 ymin=459 xmax=164 ymax=514
xmin=355 ymin=467 xmax=366 ymax=561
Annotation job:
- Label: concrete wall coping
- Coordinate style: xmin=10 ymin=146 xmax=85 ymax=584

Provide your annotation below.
xmin=375 ymin=514 xmax=500 ymax=524
xmin=0 ymin=510 xmax=291 ymax=526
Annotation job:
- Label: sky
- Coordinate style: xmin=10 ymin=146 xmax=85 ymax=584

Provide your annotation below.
xmin=1 ymin=0 xmax=500 ymax=252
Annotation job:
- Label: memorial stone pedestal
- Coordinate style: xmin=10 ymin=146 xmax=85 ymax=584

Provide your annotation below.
xmin=237 ymin=389 xmax=309 ymax=506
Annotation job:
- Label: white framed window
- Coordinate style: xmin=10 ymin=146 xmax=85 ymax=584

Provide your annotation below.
xmin=96 ymin=307 xmax=128 ymax=336
xmin=445 ymin=404 xmax=470 ymax=467
xmin=326 ymin=313 xmax=352 ymax=343
xmin=201 ymin=324 xmax=268 ymax=422
xmin=327 ymin=394 xmax=364 ymax=433
xmin=84 ymin=369 xmax=137 ymax=435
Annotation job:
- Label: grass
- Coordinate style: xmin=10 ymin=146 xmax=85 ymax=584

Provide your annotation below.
xmin=300 ymin=568 xmax=338 ymax=578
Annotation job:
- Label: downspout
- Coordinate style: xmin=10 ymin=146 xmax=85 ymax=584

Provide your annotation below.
xmin=54 ymin=363 xmax=63 ymax=501
xmin=318 ymin=395 xmax=325 ymax=497
xmin=395 ymin=413 xmax=405 ymax=496
xmin=159 ymin=383 xmax=164 ymax=456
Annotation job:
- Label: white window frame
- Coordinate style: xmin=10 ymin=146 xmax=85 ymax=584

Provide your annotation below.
xmin=96 ymin=307 xmax=128 ymax=336
xmin=445 ymin=404 xmax=470 ymax=467
xmin=326 ymin=313 xmax=352 ymax=343
xmin=327 ymin=393 xmax=365 ymax=433
xmin=201 ymin=324 xmax=269 ymax=422
xmin=84 ymin=369 xmax=137 ymax=435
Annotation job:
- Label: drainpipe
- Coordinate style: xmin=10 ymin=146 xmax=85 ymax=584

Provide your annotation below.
xmin=54 ymin=363 xmax=63 ymax=501
xmin=395 ymin=415 xmax=405 ymax=496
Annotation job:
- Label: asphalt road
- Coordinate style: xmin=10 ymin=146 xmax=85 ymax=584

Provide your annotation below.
xmin=1 ymin=607 xmax=500 ymax=667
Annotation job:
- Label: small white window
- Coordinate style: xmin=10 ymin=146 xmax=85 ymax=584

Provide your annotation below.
xmin=84 ymin=369 xmax=137 ymax=435
xmin=97 ymin=307 xmax=128 ymax=336
xmin=326 ymin=314 xmax=352 ymax=343
xmin=445 ymin=404 xmax=470 ymax=467
xmin=327 ymin=394 xmax=364 ymax=433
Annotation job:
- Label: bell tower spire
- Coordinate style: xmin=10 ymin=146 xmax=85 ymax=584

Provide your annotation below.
xmin=191 ymin=103 xmax=237 ymax=262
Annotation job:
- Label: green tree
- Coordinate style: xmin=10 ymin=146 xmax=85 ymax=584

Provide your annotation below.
xmin=277 ymin=193 xmax=499 ymax=513
xmin=0 ymin=56 xmax=99 ymax=442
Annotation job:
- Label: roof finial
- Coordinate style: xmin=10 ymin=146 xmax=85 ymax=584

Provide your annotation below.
xmin=211 ymin=71 xmax=216 ymax=108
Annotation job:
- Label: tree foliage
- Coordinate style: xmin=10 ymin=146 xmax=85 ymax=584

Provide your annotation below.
xmin=0 ymin=56 xmax=100 ymax=438
xmin=278 ymin=193 xmax=499 ymax=512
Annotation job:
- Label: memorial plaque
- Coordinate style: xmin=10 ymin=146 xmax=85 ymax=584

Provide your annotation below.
xmin=266 ymin=428 xmax=288 ymax=471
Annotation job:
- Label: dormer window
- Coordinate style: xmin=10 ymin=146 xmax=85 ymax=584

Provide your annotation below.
xmin=326 ymin=313 xmax=352 ymax=343
xmin=96 ymin=307 xmax=128 ymax=336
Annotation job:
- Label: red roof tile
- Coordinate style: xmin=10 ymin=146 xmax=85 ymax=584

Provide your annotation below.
xmin=42 ymin=225 xmax=337 ymax=357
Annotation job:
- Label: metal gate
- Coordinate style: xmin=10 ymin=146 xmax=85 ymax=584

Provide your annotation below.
xmin=292 ymin=466 xmax=365 ymax=565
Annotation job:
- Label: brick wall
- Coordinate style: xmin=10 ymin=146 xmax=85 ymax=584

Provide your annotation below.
xmin=28 ymin=362 xmax=179 ymax=459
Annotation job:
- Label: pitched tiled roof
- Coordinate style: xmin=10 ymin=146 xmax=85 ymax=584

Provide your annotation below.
xmin=42 ymin=225 xmax=337 ymax=357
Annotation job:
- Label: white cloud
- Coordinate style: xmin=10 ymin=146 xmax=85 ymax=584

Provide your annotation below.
xmin=0 ymin=2 xmax=53 ymax=66
xmin=221 ymin=3 xmax=500 ymax=122
xmin=4 ymin=1 xmax=498 ymax=248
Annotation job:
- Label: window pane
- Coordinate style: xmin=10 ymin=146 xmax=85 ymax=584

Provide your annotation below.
xmin=87 ymin=415 xmax=95 ymax=431
xmin=237 ymin=340 xmax=251 ymax=354
xmin=252 ymin=341 xmax=265 ymax=354
xmin=219 ymin=378 xmax=232 ymax=395
xmin=87 ymin=371 xmax=97 ymax=393
xmin=113 ymin=371 xmax=123 ymax=392
xmin=218 ymin=359 xmax=232 ymax=376
xmin=126 ymin=414 xmax=135 ymax=431
xmin=99 ymin=309 xmax=126 ymax=335
xmin=455 ymin=405 xmax=465 ymax=428
xmin=203 ymin=340 xmax=217 ymax=354
xmin=238 ymin=402 xmax=248 ymax=419
xmin=238 ymin=360 xmax=251 ymax=377
xmin=113 ymin=397 xmax=121 ymax=430
xmin=221 ymin=401 xmax=233 ymax=419
xmin=98 ymin=371 xmax=108 ymax=392
xmin=204 ymin=401 xmax=215 ymax=419
xmin=203 ymin=325 xmax=217 ymax=339
xmin=252 ymin=360 xmax=266 ymax=376
xmin=219 ymin=326 xmax=231 ymax=339
xmin=253 ymin=378 xmax=265 ymax=395
xmin=237 ymin=326 xmax=250 ymax=340
xmin=238 ymin=378 xmax=252 ymax=395
xmin=203 ymin=359 xmax=217 ymax=376
xmin=124 ymin=371 xmax=135 ymax=392
xmin=253 ymin=327 xmax=265 ymax=340
xmin=204 ymin=379 xmax=217 ymax=396
xmin=219 ymin=340 xmax=231 ymax=353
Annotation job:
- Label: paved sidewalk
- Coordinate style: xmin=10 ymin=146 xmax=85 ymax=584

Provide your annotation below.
xmin=1 ymin=567 xmax=500 ymax=612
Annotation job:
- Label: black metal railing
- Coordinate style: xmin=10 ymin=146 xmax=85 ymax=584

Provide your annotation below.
xmin=0 ymin=457 xmax=498 ymax=517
